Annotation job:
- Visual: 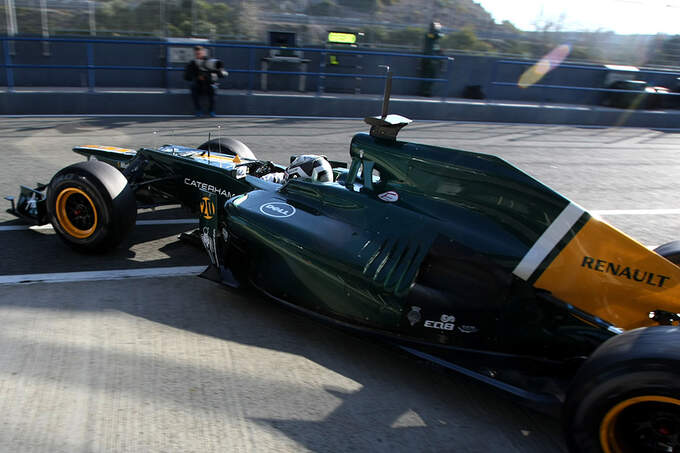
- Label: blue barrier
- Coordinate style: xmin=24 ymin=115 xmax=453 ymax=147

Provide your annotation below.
xmin=496 ymin=59 xmax=680 ymax=77
xmin=489 ymin=59 xmax=680 ymax=102
xmin=0 ymin=36 xmax=454 ymax=100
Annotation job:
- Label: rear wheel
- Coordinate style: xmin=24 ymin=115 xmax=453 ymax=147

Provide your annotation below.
xmin=654 ymin=240 xmax=680 ymax=265
xmin=47 ymin=160 xmax=136 ymax=252
xmin=599 ymin=395 xmax=680 ymax=453
xmin=564 ymin=326 xmax=680 ymax=453
xmin=197 ymin=138 xmax=256 ymax=160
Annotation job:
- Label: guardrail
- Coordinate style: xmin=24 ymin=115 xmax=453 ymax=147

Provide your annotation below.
xmin=489 ymin=59 xmax=680 ymax=104
xmin=0 ymin=36 xmax=454 ymax=100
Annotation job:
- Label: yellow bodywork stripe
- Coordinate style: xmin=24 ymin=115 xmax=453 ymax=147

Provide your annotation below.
xmin=192 ymin=153 xmax=239 ymax=163
xmin=535 ymin=217 xmax=680 ymax=330
xmin=82 ymin=145 xmax=136 ymax=153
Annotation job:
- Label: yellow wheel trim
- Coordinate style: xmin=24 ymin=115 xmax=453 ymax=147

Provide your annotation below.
xmin=55 ymin=187 xmax=98 ymax=239
xmin=600 ymin=395 xmax=680 ymax=453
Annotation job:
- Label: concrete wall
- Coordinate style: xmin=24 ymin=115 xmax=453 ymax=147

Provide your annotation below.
xmin=2 ymin=90 xmax=680 ymax=130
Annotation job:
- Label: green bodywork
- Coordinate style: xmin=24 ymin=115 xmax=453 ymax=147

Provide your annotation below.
xmin=73 ymin=144 xmax=282 ymax=211
xmin=219 ymin=133 xmax=611 ymax=364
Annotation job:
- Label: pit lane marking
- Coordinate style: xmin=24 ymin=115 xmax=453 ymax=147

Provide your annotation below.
xmin=0 ymin=266 xmax=206 ymax=285
xmin=0 ymin=219 xmax=198 ymax=232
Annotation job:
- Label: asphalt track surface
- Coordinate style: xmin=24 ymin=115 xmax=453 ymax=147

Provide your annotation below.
xmin=1 ymin=116 xmax=680 ymax=452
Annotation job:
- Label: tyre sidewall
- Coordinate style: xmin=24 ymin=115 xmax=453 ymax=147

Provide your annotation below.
xmin=653 ymin=240 xmax=680 ymax=266
xmin=564 ymin=326 xmax=680 ymax=453
xmin=197 ymin=138 xmax=256 ymax=160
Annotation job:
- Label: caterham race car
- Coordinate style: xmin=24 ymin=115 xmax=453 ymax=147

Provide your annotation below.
xmin=7 ymin=82 xmax=680 ymax=453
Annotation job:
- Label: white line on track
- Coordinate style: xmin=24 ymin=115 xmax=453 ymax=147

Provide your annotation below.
xmin=135 ymin=219 xmax=197 ymax=225
xmin=0 ymin=224 xmax=53 ymax=231
xmin=0 ymin=266 xmax=206 ymax=285
xmin=592 ymin=209 xmax=680 ymax=216
xmin=0 ymin=114 xmax=195 ymax=118
xmin=0 ymin=114 xmax=364 ymax=120
xmin=2 ymin=209 xmax=678 ymax=233
xmin=0 ymin=218 xmax=197 ymax=232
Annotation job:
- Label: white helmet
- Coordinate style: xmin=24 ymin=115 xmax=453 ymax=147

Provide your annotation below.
xmin=285 ymin=155 xmax=333 ymax=182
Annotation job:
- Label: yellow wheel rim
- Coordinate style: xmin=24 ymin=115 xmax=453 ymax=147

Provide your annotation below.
xmin=55 ymin=187 xmax=98 ymax=239
xmin=600 ymin=395 xmax=680 ymax=453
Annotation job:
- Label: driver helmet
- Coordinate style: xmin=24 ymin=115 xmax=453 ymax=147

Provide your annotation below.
xmin=285 ymin=155 xmax=333 ymax=182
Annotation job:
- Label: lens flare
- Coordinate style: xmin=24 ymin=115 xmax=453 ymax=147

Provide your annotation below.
xmin=518 ymin=44 xmax=571 ymax=89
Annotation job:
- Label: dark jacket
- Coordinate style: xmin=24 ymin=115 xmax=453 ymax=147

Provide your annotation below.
xmin=184 ymin=58 xmax=217 ymax=86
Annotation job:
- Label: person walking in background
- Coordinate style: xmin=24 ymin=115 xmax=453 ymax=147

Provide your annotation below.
xmin=184 ymin=45 xmax=227 ymax=117
xmin=420 ymin=21 xmax=444 ymax=97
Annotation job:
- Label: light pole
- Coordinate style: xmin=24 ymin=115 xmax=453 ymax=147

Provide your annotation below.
xmin=5 ymin=0 xmax=17 ymax=54
xmin=191 ymin=0 xmax=196 ymax=36
xmin=159 ymin=0 xmax=166 ymax=38
xmin=89 ymin=0 xmax=96 ymax=36
xmin=40 ymin=0 xmax=49 ymax=55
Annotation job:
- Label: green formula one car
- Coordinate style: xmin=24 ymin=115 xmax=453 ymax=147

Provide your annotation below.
xmin=8 ymin=81 xmax=680 ymax=453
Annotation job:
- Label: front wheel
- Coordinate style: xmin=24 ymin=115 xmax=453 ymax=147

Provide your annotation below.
xmin=197 ymin=138 xmax=256 ymax=160
xmin=47 ymin=160 xmax=136 ymax=252
xmin=564 ymin=326 xmax=680 ymax=453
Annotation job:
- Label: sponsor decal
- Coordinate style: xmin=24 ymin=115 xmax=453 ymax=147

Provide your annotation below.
xmin=184 ymin=178 xmax=232 ymax=198
xmin=424 ymin=320 xmax=455 ymax=331
xmin=581 ymin=255 xmax=670 ymax=288
xmin=200 ymin=226 xmax=218 ymax=266
xmin=407 ymin=306 xmax=422 ymax=326
xmin=458 ymin=325 xmax=478 ymax=334
xmin=235 ymin=166 xmax=248 ymax=179
xmin=26 ymin=193 xmax=38 ymax=217
xmin=259 ymin=202 xmax=296 ymax=218
xmin=440 ymin=314 xmax=455 ymax=323
xmin=378 ymin=191 xmax=399 ymax=203
xmin=424 ymin=314 xmax=456 ymax=331
xmin=200 ymin=197 xmax=215 ymax=220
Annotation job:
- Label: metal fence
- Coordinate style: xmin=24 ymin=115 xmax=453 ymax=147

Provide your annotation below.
xmin=0 ymin=35 xmax=454 ymax=99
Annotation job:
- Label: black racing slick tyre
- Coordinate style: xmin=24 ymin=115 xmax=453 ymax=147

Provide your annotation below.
xmin=197 ymin=138 xmax=256 ymax=160
xmin=563 ymin=326 xmax=680 ymax=453
xmin=654 ymin=240 xmax=680 ymax=266
xmin=47 ymin=160 xmax=136 ymax=253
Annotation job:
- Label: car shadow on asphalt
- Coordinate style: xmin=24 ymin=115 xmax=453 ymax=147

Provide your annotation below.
xmin=205 ymin=284 xmax=567 ymax=452
xmin=0 ymin=274 xmax=568 ymax=453
xmin=0 ymin=215 xmax=205 ymax=276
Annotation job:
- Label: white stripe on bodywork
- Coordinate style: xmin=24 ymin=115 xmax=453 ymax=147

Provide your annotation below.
xmin=512 ymin=203 xmax=585 ymax=281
